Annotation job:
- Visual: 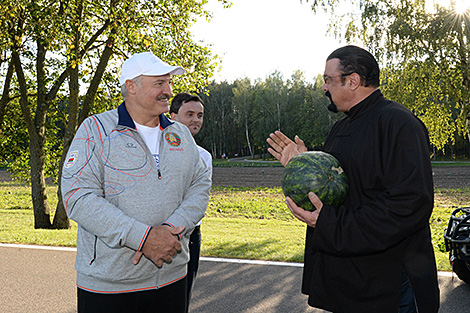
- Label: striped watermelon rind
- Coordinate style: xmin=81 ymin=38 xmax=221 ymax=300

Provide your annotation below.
xmin=281 ymin=151 xmax=348 ymax=211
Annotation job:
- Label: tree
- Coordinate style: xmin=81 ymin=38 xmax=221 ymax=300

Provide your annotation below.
xmin=252 ymin=71 xmax=288 ymax=156
xmin=304 ymin=0 xmax=470 ymax=150
xmin=232 ymin=77 xmax=255 ymax=158
xmin=0 ymin=0 xmax=222 ymax=229
xmin=198 ymin=81 xmax=235 ymax=158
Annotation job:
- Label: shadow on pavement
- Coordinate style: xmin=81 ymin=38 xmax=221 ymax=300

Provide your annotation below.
xmin=1 ymin=244 xmax=468 ymax=313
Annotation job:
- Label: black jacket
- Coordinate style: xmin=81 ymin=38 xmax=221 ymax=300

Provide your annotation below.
xmin=302 ymin=90 xmax=439 ymax=312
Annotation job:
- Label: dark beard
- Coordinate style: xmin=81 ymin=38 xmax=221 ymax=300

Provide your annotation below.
xmin=325 ymin=91 xmax=338 ymax=113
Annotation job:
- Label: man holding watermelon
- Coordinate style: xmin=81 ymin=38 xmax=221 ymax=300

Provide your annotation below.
xmin=267 ymin=45 xmax=439 ymax=313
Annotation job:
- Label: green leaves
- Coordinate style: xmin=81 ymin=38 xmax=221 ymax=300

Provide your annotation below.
xmin=0 ymin=0 xmax=223 ymax=227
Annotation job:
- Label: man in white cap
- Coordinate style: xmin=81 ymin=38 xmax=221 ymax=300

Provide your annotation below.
xmin=61 ymin=52 xmax=211 ymax=313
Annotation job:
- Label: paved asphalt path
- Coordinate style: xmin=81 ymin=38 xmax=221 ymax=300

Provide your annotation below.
xmin=1 ymin=244 xmax=469 ymax=313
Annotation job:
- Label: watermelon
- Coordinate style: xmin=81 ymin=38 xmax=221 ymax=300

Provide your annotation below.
xmin=281 ymin=151 xmax=348 ymax=211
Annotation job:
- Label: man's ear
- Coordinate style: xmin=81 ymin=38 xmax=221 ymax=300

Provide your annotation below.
xmin=170 ymin=112 xmax=177 ymax=120
xmin=125 ymin=80 xmax=136 ymax=95
xmin=348 ymin=73 xmax=361 ymax=90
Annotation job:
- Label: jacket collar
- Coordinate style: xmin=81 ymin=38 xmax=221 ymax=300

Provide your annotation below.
xmin=346 ymin=89 xmax=383 ymax=119
xmin=117 ymin=101 xmax=174 ymax=130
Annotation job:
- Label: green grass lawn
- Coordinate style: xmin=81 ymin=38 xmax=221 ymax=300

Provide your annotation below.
xmin=1 ymin=181 xmax=468 ymax=271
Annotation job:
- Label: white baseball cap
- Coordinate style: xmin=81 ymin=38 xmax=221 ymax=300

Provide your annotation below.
xmin=119 ymin=52 xmax=185 ymax=86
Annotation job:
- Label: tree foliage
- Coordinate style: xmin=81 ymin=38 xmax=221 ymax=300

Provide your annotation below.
xmin=197 ymin=81 xmax=236 ymax=158
xmin=232 ymin=77 xmax=255 ymax=157
xmin=0 ymin=0 xmax=223 ymax=228
xmin=381 ymin=61 xmax=464 ymax=151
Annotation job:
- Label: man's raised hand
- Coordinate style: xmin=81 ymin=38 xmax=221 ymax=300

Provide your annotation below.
xmin=266 ymin=131 xmax=307 ymax=166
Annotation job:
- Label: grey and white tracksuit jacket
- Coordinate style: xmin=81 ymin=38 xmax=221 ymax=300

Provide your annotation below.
xmin=61 ymin=102 xmax=211 ymax=293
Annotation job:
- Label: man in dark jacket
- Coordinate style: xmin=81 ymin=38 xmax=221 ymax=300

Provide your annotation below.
xmin=267 ymin=45 xmax=439 ymax=313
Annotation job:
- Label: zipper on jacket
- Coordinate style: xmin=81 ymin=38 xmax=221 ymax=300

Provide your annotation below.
xmin=157 ymin=131 xmax=162 ymax=180
xmin=89 ymin=236 xmax=97 ymax=265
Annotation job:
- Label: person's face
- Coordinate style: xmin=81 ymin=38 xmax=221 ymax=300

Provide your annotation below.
xmin=170 ymin=100 xmax=204 ymax=136
xmin=131 ymin=74 xmax=173 ymax=117
xmin=322 ymin=58 xmax=351 ymax=113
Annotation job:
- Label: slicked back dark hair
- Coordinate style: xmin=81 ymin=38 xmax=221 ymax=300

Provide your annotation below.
xmin=170 ymin=93 xmax=204 ymax=114
xmin=327 ymin=45 xmax=380 ymax=88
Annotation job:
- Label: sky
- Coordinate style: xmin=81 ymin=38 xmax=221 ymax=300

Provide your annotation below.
xmin=191 ymin=0 xmax=344 ymax=83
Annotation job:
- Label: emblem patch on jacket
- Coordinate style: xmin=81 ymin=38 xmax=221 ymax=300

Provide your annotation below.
xmin=65 ymin=150 xmax=78 ymax=168
xmin=165 ymin=132 xmax=181 ymax=146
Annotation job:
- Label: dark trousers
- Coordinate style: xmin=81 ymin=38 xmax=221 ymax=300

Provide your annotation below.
xmin=77 ymin=276 xmax=187 ymax=313
xmin=399 ymin=268 xmax=417 ymax=313
xmin=187 ymin=225 xmax=201 ymax=307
